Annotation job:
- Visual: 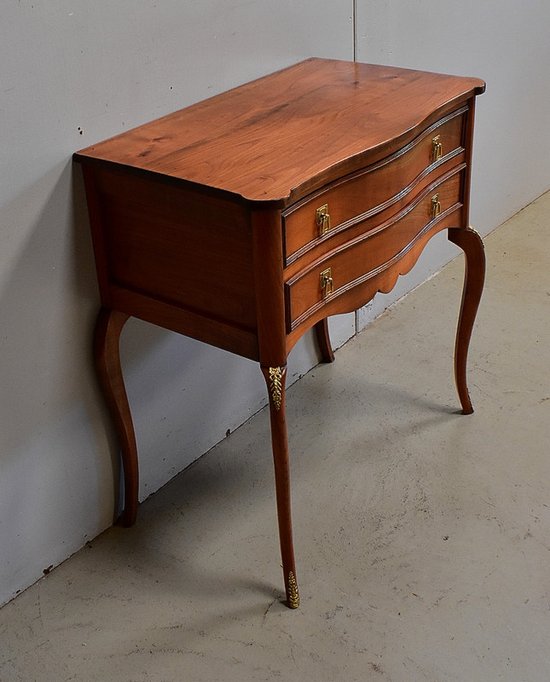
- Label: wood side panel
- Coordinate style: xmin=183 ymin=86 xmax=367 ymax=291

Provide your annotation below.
xmin=81 ymin=166 xmax=113 ymax=307
xmin=92 ymin=167 xmax=257 ymax=332
xmin=110 ymin=286 xmax=259 ymax=361
xmin=459 ymin=97 xmax=477 ymax=228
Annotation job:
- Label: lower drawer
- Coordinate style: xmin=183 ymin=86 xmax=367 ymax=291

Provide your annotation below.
xmin=285 ymin=170 xmax=463 ymax=330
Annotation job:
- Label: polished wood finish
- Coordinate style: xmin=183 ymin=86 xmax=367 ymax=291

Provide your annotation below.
xmin=260 ymin=365 xmax=298 ymax=608
xmin=286 ymin=169 xmax=463 ymax=329
xmin=314 ymin=319 xmax=335 ymax=364
xmin=75 ymin=58 xmax=483 ymax=204
xmin=283 ymin=107 xmax=466 ymax=262
xmin=93 ymin=308 xmax=137 ymax=527
xmin=75 ymin=58 xmax=485 ymax=609
xmin=448 ymin=227 xmax=486 ymax=414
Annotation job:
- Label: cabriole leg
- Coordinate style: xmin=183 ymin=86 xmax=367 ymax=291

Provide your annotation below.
xmin=448 ymin=227 xmax=486 ymax=414
xmin=261 ymin=365 xmax=300 ymax=609
xmin=94 ymin=307 xmax=139 ymax=526
xmin=314 ymin=318 xmax=335 ymax=363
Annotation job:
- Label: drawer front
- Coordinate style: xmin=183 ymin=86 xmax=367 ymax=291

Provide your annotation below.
xmin=285 ymin=170 xmax=463 ymax=330
xmin=283 ymin=106 xmax=466 ymax=264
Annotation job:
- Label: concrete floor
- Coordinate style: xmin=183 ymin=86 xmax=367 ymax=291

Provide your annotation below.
xmin=1 ymin=191 xmax=550 ymax=681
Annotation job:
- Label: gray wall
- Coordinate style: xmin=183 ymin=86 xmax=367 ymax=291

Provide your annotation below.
xmin=0 ymin=0 xmax=353 ymax=607
xmin=355 ymin=0 xmax=550 ymax=326
xmin=1 ymin=1 xmax=548 ymax=606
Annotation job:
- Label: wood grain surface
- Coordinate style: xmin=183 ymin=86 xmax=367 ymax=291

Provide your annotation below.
xmin=75 ymin=58 xmax=484 ymax=204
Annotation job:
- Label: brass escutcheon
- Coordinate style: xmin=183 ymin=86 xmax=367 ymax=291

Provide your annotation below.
xmin=316 ymin=204 xmax=331 ymax=235
xmin=431 ymin=134 xmax=443 ymax=163
xmin=268 ymin=367 xmax=284 ymax=411
xmin=320 ymin=267 xmax=333 ymax=297
xmin=431 ymin=193 xmax=441 ymax=219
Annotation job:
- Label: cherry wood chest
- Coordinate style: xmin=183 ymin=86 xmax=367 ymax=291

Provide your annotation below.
xmin=75 ymin=58 xmax=485 ymax=609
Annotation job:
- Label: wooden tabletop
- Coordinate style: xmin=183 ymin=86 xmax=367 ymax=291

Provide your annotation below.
xmin=75 ymin=58 xmax=485 ymax=205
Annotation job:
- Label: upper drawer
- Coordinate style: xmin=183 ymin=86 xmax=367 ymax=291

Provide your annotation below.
xmin=282 ymin=106 xmax=467 ymax=264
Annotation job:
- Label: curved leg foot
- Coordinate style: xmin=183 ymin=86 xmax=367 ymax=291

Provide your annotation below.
xmin=448 ymin=227 xmax=486 ymax=414
xmin=314 ymin=318 xmax=335 ymax=363
xmin=94 ymin=308 xmax=139 ymax=526
xmin=261 ymin=365 xmax=300 ymax=609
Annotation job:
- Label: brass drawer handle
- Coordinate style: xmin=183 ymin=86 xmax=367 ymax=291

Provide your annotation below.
xmin=431 ymin=193 xmax=441 ymax=219
xmin=320 ymin=267 xmax=333 ymax=297
xmin=432 ymin=134 xmax=443 ymax=162
xmin=316 ymin=204 xmax=331 ymax=235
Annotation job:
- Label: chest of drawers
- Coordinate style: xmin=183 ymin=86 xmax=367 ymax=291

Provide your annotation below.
xmin=75 ymin=58 xmax=485 ymax=609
